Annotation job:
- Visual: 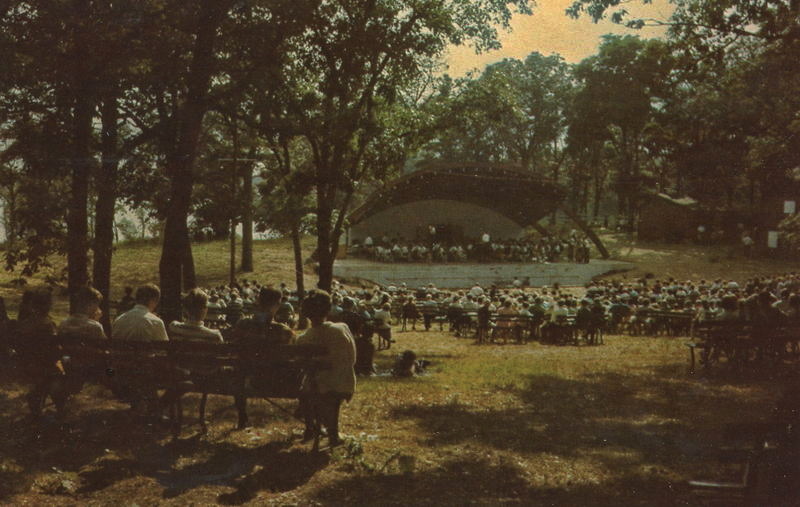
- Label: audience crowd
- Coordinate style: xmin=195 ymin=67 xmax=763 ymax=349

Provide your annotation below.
xmin=2 ymin=271 xmax=799 ymax=443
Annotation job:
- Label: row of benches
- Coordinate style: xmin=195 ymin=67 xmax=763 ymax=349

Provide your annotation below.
xmin=686 ymin=320 xmax=800 ymax=373
xmin=9 ymin=335 xmax=329 ymax=444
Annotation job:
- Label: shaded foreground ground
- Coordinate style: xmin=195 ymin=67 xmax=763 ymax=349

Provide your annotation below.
xmin=0 ymin=330 xmax=783 ymax=506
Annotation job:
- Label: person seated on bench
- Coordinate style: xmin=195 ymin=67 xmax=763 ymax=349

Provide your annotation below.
xmin=229 ymin=286 xmax=294 ymax=348
xmin=168 ymin=288 xmax=223 ymax=343
xmin=14 ymin=288 xmax=62 ymax=417
xmin=57 ymin=286 xmax=108 ymax=396
xmin=401 ymin=297 xmax=419 ymax=331
xmin=274 ymin=295 xmax=296 ymax=328
xmin=714 ymin=294 xmax=740 ymax=321
xmin=59 ymin=286 xmax=107 ymax=341
xmin=297 ymin=290 xmax=356 ymax=447
xmin=493 ymin=299 xmax=518 ymax=341
xmin=339 ymin=298 xmax=366 ymax=338
xmin=111 ymin=284 xmax=169 ymax=416
xmin=112 ymin=284 xmax=168 ymax=341
xmin=421 ymin=294 xmax=438 ymax=331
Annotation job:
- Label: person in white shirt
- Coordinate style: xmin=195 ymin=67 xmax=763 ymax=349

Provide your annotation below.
xmin=469 ymin=284 xmax=484 ymax=298
xmin=112 ymin=284 xmax=169 ymax=341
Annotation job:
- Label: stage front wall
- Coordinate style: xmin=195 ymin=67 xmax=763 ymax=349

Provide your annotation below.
xmin=348 ymin=199 xmax=523 ymax=243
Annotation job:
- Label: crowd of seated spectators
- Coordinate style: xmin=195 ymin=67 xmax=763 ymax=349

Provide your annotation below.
xmin=348 ymin=230 xmax=591 ymax=264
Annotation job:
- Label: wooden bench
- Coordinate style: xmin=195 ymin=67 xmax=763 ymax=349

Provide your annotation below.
xmin=684 ymin=320 xmax=800 ymax=373
xmin=688 ymin=446 xmax=778 ymax=505
xmin=540 ymin=315 xmax=577 ymax=345
xmin=18 ymin=336 xmax=328 ymax=442
xmin=491 ymin=315 xmax=534 ymax=344
xmin=686 ymin=320 xmax=753 ymax=373
xmin=647 ymin=310 xmax=694 ymax=336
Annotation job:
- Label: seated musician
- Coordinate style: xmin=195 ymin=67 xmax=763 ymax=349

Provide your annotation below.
xmin=297 ymin=290 xmax=356 ymax=447
xmin=168 ymin=288 xmax=223 ymax=343
xmin=59 ymin=286 xmax=107 ymax=341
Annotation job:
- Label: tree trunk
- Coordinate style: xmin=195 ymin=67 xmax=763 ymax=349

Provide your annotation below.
xmin=562 ymin=207 xmax=610 ymax=259
xmin=93 ymin=94 xmax=118 ymax=335
xmin=157 ymin=2 xmax=229 ymax=322
xmin=592 ymin=173 xmax=602 ymax=219
xmin=67 ymin=92 xmax=93 ymax=313
xmin=181 ymin=223 xmax=196 ymax=289
xmin=229 ymin=218 xmax=237 ymax=285
xmin=291 ymin=222 xmax=304 ymax=298
xmin=241 ymin=162 xmax=254 ymax=272
xmin=2 ymin=183 xmax=18 ymax=250
xmin=316 ymin=187 xmax=334 ymax=291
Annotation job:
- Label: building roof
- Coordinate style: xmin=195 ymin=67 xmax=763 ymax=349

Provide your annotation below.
xmin=348 ymin=162 xmax=567 ymax=227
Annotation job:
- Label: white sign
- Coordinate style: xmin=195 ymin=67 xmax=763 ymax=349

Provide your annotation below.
xmin=768 ymin=231 xmax=779 ymax=249
xmin=784 ymin=200 xmax=796 ymax=214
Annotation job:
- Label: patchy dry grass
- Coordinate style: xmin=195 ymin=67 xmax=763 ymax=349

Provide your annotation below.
xmin=0 ymin=329 xmax=781 ymax=506
xmin=600 ymin=233 xmax=799 ymax=283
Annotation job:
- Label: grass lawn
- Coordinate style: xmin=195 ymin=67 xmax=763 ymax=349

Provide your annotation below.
xmin=0 ymin=236 xmax=793 ymax=505
xmin=0 ymin=329 xmax=780 ymax=506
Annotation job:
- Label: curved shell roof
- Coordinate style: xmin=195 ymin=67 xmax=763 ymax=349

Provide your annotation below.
xmin=349 ymin=162 xmax=567 ymax=227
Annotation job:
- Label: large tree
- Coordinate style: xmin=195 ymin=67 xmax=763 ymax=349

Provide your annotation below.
xmin=568 ymin=35 xmax=675 ymax=223
xmin=427 ymin=52 xmax=573 ymax=175
xmin=267 ymin=0 xmax=531 ymax=291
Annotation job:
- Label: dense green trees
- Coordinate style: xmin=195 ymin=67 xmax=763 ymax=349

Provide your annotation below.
xmin=1 ymin=0 xmax=797 ymax=311
xmin=0 ymin=0 xmax=534 ymax=310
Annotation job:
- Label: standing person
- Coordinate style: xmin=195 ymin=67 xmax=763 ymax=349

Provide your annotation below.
xmin=112 ymin=284 xmax=168 ymax=341
xmin=476 ymin=300 xmax=492 ymax=343
xmin=373 ymin=303 xmax=394 ymax=349
xmin=297 ymin=290 xmax=356 ymax=448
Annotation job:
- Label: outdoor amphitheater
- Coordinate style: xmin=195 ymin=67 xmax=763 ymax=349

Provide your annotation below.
xmin=2 ymin=2 xmax=800 ymax=505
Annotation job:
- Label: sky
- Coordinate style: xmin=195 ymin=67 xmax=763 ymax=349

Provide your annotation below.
xmin=444 ymin=0 xmax=674 ymax=76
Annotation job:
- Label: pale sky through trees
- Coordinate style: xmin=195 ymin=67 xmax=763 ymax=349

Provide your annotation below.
xmin=444 ymin=0 xmax=674 ymax=76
